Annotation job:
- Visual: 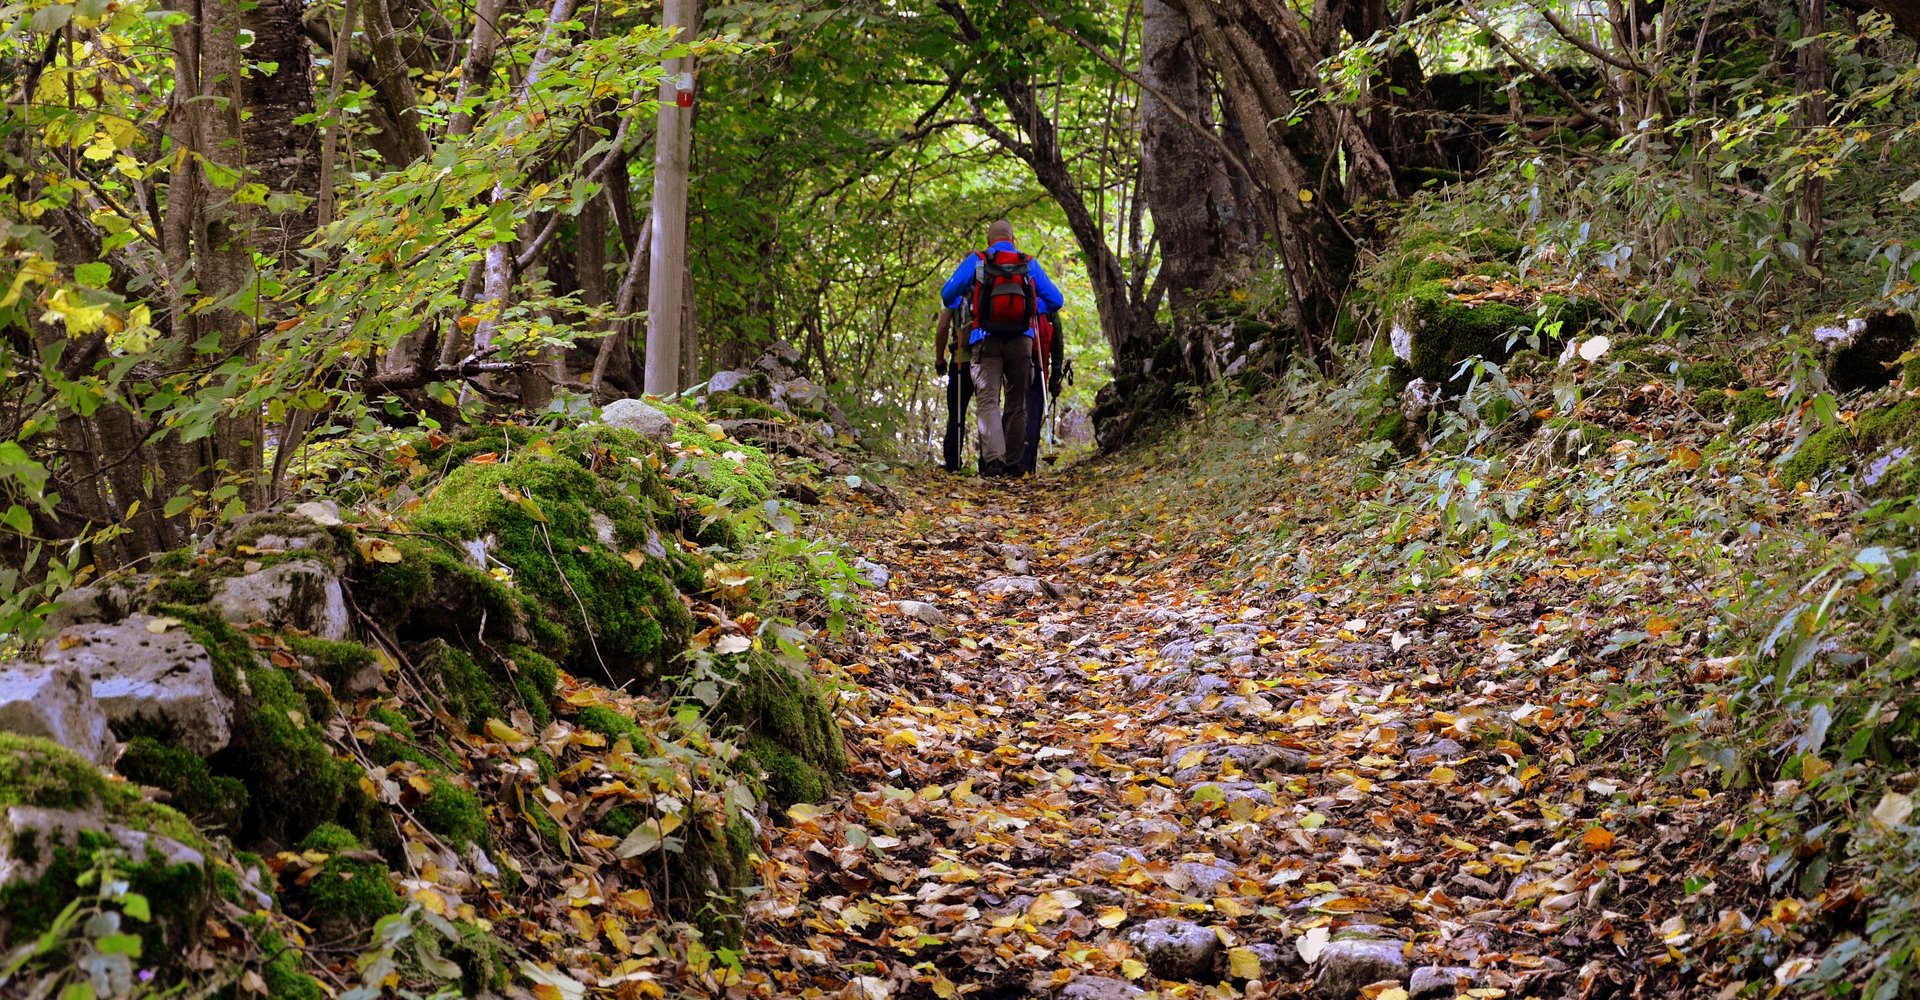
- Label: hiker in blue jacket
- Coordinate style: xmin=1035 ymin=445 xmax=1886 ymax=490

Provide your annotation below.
xmin=939 ymin=220 xmax=1065 ymax=477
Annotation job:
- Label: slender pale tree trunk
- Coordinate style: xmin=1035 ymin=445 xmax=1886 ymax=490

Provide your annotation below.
xmin=644 ymin=0 xmax=698 ymax=396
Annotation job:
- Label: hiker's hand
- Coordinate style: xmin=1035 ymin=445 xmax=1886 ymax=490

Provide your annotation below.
xmin=935 ymin=359 xmax=949 ymax=378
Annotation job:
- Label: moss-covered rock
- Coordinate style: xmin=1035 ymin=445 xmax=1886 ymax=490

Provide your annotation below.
xmin=414 ymin=777 xmax=486 ymax=848
xmin=1395 ymin=280 xmax=1532 ymax=385
xmin=408 ymin=452 xmax=693 ymax=683
xmin=727 ymin=660 xmax=845 ymax=808
xmin=0 ymin=735 xmax=213 ymax=961
xmin=297 ymin=823 xmax=401 ymax=941
xmin=284 ymin=636 xmax=382 ymax=696
xmin=115 ymin=736 xmax=248 ymax=834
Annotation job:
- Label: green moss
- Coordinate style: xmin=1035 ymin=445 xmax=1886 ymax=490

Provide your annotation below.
xmin=366 ymin=706 xmax=426 ymax=767
xmin=1855 ymin=399 xmax=1920 ymax=441
xmin=256 ymin=929 xmax=325 ymax=1000
xmin=1399 ymin=280 xmax=1531 ymax=385
xmin=448 ymin=921 xmax=510 ymax=993
xmin=725 ymin=660 xmax=845 ymax=808
xmin=504 ymin=645 xmax=558 ymax=728
xmin=285 ymin=636 xmax=381 ymax=695
xmin=408 ymin=454 xmax=693 ymax=681
xmin=1726 ymin=388 xmax=1781 ymax=429
xmin=675 ymin=815 xmax=754 ymax=948
xmin=415 ymin=777 xmax=487 ymax=848
xmin=0 ymin=733 xmax=119 ymax=812
xmin=706 ymin=391 xmax=786 ymax=422
xmin=115 ymin=737 xmax=247 ymax=833
xmin=420 ymin=642 xmax=501 ymax=730
xmin=1679 ymin=359 xmax=1742 ymax=390
xmin=595 ymin=806 xmax=640 ymax=839
xmin=299 ymin=822 xmax=361 ymax=853
xmin=576 ymin=705 xmax=643 ymax=743
xmin=298 ymin=824 xmax=401 ymax=939
xmin=1780 ymin=426 xmax=1854 ymax=485
xmin=222 ymin=654 xmax=353 ymax=846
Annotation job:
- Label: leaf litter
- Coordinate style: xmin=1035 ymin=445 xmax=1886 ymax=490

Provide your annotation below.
xmin=725 ymin=459 xmax=1725 ymax=999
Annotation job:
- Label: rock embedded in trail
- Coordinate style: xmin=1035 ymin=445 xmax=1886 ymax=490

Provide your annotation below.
xmin=1408 ymin=738 xmax=1466 ymax=765
xmin=1409 ymin=965 xmax=1480 ymax=999
xmin=1125 ymin=917 xmax=1220 ymax=980
xmin=1059 ymin=975 xmax=1146 ymax=1000
xmin=854 ymin=558 xmax=891 ymax=589
xmin=976 ymin=575 xmax=1068 ymax=600
xmin=1313 ymin=938 xmax=1410 ymax=999
xmin=894 ymin=600 xmax=950 ymax=626
xmin=0 ymin=663 xmax=117 ymax=765
xmin=599 ymin=398 xmax=676 ymax=442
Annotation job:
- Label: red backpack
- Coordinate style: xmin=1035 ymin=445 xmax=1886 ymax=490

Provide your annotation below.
xmin=1033 ymin=314 xmax=1055 ymax=374
xmin=970 ymin=249 xmax=1038 ymax=335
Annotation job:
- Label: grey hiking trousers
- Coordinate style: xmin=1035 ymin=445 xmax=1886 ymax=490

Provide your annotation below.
xmin=970 ymin=332 xmax=1033 ymax=470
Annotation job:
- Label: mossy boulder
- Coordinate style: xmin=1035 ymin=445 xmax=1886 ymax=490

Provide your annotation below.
xmin=407 ymin=451 xmax=694 ymax=684
xmin=1778 ymin=401 xmax=1920 ymax=485
xmin=296 ymin=823 xmax=402 ymax=942
xmin=1389 ymin=280 xmax=1531 ymax=385
xmin=728 ymin=659 xmax=845 ymax=807
xmin=0 ymin=734 xmax=213 ymax=962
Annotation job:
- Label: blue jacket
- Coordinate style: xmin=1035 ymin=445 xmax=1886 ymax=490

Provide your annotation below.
xmin=940 ymin=241 xmax=1065 ymax=344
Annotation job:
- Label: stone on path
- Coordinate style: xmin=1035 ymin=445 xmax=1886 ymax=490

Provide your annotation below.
xmin=1409 ymin=965 xmax=1480 ymax=999
xmin=0 ymin=663 xmax=117 ymax=765
xmin=977 ymin=575 xmax=1067 ymax=600
xmin=1059 ymin=976 xmax=1146 ymax=1000
xmin=854 ymin=558 xmax=891 ymax=589
xmin=895 ymin=600 xmax=949 ymax=626
xmin=1313 ymin=938 xmax=1409 ymax=999
xmin=1125 ymin=917 xmax=1219 ymax=980
xmin=1408 ymin=738 xmax=1465 ymax=765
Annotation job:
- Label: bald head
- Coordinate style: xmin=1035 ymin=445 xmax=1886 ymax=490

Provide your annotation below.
xmin=988 ymin=219 xmax=1015 ymax=244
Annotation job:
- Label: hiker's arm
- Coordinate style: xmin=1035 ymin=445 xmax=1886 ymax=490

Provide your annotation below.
xmin=1030 ymin=260 xmax=1066 ymax=315
xmin=939 ymin=257 xmax=974 ymax=309
xmin=934 ymin=309 xmax=951 ymax=374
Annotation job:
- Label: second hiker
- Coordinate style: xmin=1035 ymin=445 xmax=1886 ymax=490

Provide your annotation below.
xmin=939 ymin=220 xmax=1064 ymax=478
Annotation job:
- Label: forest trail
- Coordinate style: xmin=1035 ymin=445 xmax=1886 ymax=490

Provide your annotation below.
xmin=737 ymin=470 xmax=1615 ymax=999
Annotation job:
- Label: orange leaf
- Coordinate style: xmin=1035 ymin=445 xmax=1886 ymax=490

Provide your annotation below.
xmin=1581 ymin=826 xmax=1616 ymax=852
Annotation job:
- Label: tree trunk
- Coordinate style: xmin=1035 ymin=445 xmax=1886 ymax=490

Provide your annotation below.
xmin=644 ymin=0 xmax=698 ymax=396
xmin=241 ymin=0 xmax=319 ymax=265
xmin=161 ymin=0 xmax=265 ymax=510
xmin=1140 ymin=0 xmax=1251 ymax=337
xmin=362 ymin=0 xmax=431 ymax=164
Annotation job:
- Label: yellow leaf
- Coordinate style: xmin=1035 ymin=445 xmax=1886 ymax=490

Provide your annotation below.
xmin=1028 ymin=893 xmax=1066 ymax=924
xmin=1096 ymin=905 xmax=1127 ymax=928
xmin=144 ymin=616 xmax=181 ymax=634
xmin=1428 ymin=766 xmax=1456 ymax=783
xmin=1228 ymin=946 xmax=1262 ymax=979
xmin=485 ymin=718 xmax=533 ymax=749
xmin=406 ymin=773 xmax=434 ymax=794
xmin=1177 ymin=749 xmax=1207 ymax=769
xmin=932 ymin=977 xmax=957 ymax=998
xmin=1120 ymin=958 xmax=1148 ymax=980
